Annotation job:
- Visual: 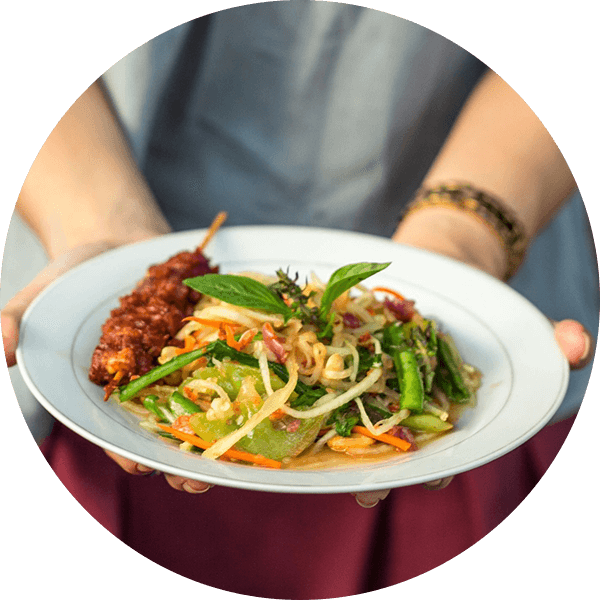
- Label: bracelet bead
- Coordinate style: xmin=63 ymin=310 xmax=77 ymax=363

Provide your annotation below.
xmin=399 ymin=183 xmax=528 ymax=281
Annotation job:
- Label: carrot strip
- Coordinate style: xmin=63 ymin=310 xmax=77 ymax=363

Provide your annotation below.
xmin=371 ymin=286 xmax=405 ymax=301
xmin=157 ymin=424 xmax=282 ymax=469
xmin=224 ymin=324 xmax=241 ymax=350
xmin=175 ymin=335 xmax=196 ymax=355
xmin=236 ymin=328 xmax=258 ymax=351
xmin=223 ymin=324 xmax=257 ymax=351
xmin=182 ymin=316 xmax=238 ymax=328
xmin=269 ymin=408 xmax=286 ymax=421
xmin=352 ymin=426 xmax=412 ymax=452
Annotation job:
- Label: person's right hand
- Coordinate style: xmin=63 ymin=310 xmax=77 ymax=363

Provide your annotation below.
xmin=2 ymin=241 xmax=117 ymax=367
xmin=2 ymin=238 xmax=213 ymax=494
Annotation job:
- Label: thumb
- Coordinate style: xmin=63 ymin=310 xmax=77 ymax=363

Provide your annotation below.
xmin=2 ymin=241 xmax=115 ymax=367
xmin=1 ymin=312 xmax=19 ymax=367
xmin=553 ymin=319 xmax=594 ymax=370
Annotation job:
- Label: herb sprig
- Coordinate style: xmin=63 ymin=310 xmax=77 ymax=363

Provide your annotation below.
xmin=268 ymin=269 xmax=320 ymax=327
xmin=184 ymin=261 xmax=391 ymax=332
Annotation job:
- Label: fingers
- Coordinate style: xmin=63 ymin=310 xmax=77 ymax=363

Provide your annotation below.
xmin=104 ymin=450 xmax=214 ymax=494
xmin=351 ymin=476 xmax=455 ymax=506
xmin=351 ymin=489 xmax=391 ymax=508
xmin=2 ymin=241 xmax=115 ymax=367
xmin=104 ymin=449 xmax=155 ymax=475
xmin=163 ymin=474 xmax=214 ymax=494
xmin=552 ymin=319 xmax=594 ymax=370
xmin=422 ymin=476 xmax=454 ymax=490
xmin=2 ymin=276 xmax=52 ymax=367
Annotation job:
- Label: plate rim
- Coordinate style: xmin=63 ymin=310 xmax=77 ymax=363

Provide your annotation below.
xmin=16 ymin=225 xmax=570 ymax=493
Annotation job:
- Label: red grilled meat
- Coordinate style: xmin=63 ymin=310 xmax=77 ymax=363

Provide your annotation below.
xmin=88 ymin=248 xmax=218 ymax=393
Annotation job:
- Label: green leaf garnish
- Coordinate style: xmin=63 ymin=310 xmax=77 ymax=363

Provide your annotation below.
xmin=184 ymin=274 xmax=293 ymax=319
xmin=185 ymin=261 xmax=390 ymax=332
xmin=319 ymin=262 xmax=390 ymax=321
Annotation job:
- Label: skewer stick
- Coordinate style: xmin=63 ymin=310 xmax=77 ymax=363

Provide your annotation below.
xmin=198 ymin=211 xmax=228 ymax=251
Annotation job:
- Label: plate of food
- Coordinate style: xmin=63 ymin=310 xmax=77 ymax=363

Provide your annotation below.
xmin=16 ymin=220 xmax=569 ymax=493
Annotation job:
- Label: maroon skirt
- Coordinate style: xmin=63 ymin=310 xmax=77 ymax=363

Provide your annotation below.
xmin=40 ymin=416 xmax=574 ymax=599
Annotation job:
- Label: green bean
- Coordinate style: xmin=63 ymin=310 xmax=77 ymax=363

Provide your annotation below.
xmin=118 ymin=340 xmax=328 ymax=408
xmin=118 ymin=349 xmax=207 ymax=402
xmin=383 ymin=323 xmax=425 ymax=412
xmin=142 ymin=395 xmax=164 ymax=420
xmin=401 ymin=321 xmax=437 ymax=393
xmin=437 ymin=335 xmax=470 ymax=402
xmin=397 ymin=349 xmax=425 ymax=411
xmin=205 ymin=339 xmax=258 ymax=368
xmin=401 ymin=413 xmax=453 ymax=433
xmin=142 ymin=395 xmax=174 ymax=423
xmin=169 ymin=391 xmax=201 ymax=416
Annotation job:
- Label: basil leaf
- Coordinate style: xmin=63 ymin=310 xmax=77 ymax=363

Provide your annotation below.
xmin=319 ymin=262 xmax=390 ymax=320
xmin=184 ymin=274 xmax=293 ymax=318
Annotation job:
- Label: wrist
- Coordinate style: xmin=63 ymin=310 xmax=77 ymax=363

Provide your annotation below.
xmin=37 ymin=194 xmax=172 ymax=260
xmin=392 ymin=206 xmax=507 ymax=280
xmin=46 ymin=224 xmax=170 ymax=261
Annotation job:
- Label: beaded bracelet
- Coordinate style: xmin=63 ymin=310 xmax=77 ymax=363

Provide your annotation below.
xmin=399 ymin=183 xmax=528 ymax=281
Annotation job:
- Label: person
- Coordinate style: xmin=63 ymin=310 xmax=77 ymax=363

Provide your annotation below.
xmin=2 ymin=3 xmax=597 ymax=597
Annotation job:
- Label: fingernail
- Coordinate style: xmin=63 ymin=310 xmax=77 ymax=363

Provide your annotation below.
xmin=555 ymin=320 xmax=595 ymax=370
xmin=2 ymin=316 xmax=17 ymax=366
xmin=353 ymin=491 xmax=386 ymax=508
xmin=135 ymin=464 xmax=155 ymax=475
xmin=573 ymin=329 xmax=594 ymax=370
xmin=355 ymin=497 xmax=379 ymax=508
xmin=182 ymin=481 xmax=213 ymax=494
xmin=423 ymin=476 xmax=454 ymax=490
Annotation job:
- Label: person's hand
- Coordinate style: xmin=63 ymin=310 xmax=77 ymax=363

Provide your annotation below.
xmin=4 ymin=225 xmax=592 ymax=504
xmin=2 ymin=239 xmax=213 ymax=494
xmin=3 ymin=241 xmax=116 ymax=367
xmin=103 ymin=450 xmax=214 ymax=493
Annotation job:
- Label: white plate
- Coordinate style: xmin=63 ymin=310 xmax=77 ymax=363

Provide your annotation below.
xmin=17 ymin=226 xmax=569 ymax=493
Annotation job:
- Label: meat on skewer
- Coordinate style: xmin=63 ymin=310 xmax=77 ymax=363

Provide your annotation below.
xmin=88 ymin=213 xmax=227 ymax=397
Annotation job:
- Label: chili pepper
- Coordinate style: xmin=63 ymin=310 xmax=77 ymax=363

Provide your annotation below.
xmin=169 ymin=391 xmax=201 ymax=416
xmin=118 ymin=348 xmax=207 ymax=402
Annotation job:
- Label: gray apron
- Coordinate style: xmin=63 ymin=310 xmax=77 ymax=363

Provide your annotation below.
xmin=103 ymin=1 xmax=597 ymax=420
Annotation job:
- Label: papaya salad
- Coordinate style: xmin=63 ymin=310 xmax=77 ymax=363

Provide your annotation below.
xmin=104 ymin=258 xmax=482 ymax=470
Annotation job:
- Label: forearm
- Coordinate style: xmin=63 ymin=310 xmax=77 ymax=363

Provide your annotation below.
xmin=17 ymin=80 xmax=171 ymax=259
xmin=394 ymin=71 xmax=576 ymax=279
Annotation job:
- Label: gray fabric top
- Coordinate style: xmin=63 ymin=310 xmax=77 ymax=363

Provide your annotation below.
xmin=102 ymin=1 xmax=597 ymax=421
